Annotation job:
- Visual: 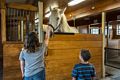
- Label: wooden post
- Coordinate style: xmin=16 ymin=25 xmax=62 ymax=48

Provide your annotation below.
xmin=1 ymin=0 xmax=6 ymax=43
xmin=26 ymin=15 xmax=30 ymax=34
xmin=106 ymin=22 xmax=109 ymax=47
xmin=101 ymin=12 xmax=106 ymax=78
xmin=38 ymin=1 xmax=43 ymax=43
xmin=20 ymin=10 xmax=24 ymax=42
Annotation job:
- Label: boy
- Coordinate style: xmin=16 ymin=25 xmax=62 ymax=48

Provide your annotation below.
xmin=72 ymin=49 xmax=96 ymax=80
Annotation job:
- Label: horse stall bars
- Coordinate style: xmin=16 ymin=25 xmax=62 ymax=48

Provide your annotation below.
xmin=6 ymin=8 xmax=36 ymax=41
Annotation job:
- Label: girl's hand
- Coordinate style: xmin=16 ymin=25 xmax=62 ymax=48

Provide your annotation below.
xmin=22 ymin=73 xmax=24 ymax=78
xmin=22 ymin=48 xmax=24 ymax=51
xmin=45 ymin=25 xmax=51 ymax=46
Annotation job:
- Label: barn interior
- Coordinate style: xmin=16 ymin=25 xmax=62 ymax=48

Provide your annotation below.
xmin=0 ymin=0 xmax=120 ymax=80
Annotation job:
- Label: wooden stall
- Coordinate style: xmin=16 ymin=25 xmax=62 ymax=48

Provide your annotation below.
xmin=5 ymin=3 xmax=37 ymax=41
xmin=3 ymin=34 xmax=103 ymax=80
xmin=3 ymin=3 xmax=38 ymax=80
xmin=46 ymin=34 xmax=103 ymax=80
xmin=3 ymin=42 xmax=23 ymax=80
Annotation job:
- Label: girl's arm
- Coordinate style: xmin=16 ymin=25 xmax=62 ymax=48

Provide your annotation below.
xmin=44 ymin=26 xmax=51 ymax=46
xmin=20 ymin=60 xmax=25 ymax=78
xmin=72 ymin=77 xmax=76 ymax=80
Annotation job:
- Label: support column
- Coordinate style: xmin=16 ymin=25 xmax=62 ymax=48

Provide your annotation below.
xmin=38 ymin=1 xmax=43 ymax=43
xmin=101 ymin=12 xmax=106 ymax=78
xmin=0 ymin=0 xmax=6 ymax=43
xmin=106 ymin=22 xmax=109 ymax=47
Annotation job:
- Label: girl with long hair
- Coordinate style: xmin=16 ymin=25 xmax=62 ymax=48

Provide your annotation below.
xmin=19 ymin=27 xmax=50 ymax=80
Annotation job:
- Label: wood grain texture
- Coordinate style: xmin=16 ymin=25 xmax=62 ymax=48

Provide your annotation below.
xmin=3 ymin=34 xmax=103 ymax=80
xmin=50 ymin=34 xmax=102 ymax=41
xmin=46 ymin=34 xmax=103 ymax=80
xmin=3 ymin=43 xmax=23 ymax=80
xmin=48 ymin=41 xmax=102 ymax=49
xmin=66 ymin=0 xmax=120 ymax=20
xmin=7 ymin=3 xmax=37 ymax=11
xmin=1 ymin=9 xmax=6 ymax=43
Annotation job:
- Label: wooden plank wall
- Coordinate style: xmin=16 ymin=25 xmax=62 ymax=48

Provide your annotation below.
xmin=46 ymin=34 xmax=103 ymax=80
xmin=3 ymin=42 xmax=23 ymax=80
xmin=3 ymin=34 xmax=103 ymax=80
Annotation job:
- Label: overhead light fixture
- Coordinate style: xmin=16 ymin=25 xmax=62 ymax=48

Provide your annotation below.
xmin=45 ymin=12 xmax=51 ymax=18
xmin=91 ymin=6 xmax=95 ymax=10
xmin=68 ymin=0 xmax=85 ymax=6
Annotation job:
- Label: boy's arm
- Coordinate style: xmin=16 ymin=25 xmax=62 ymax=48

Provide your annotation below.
xmin=91 ymin=65 xmax=96 ymax=80
xmin=20 ymin=60 xmax=25 ymax=77
xmin=72 ymin=77 xmax=76 ymax=80
xmin=72 ymin=65 xmax=78 ymax=80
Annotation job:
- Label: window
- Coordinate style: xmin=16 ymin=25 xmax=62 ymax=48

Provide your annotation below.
xmin=105 ymin=25 xmax=112 ymax=36
xmin=90 ymin=27 xmax=99 ymax=34
xmin=116 ymin=24 xmax=120 ymax=35
xmin=105 ymin=26 xmax=108 ymax=36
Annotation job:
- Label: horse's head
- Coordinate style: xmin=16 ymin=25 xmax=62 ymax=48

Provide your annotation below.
xmin=49 ymin=7 xmax=66 ymax=31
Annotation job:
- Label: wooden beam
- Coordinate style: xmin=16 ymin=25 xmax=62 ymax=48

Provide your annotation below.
xmin=0 ymin=0 xmax=6 ymax=43
xmin=66 ymin=0 xmax=120 ymax=20
xmin=7 ymin=3 xmax=37 ymax=11
xmin=26 ymin=0 xmax=34 ymax=4
xmin=1 ymin=9 xmax=6 ymax=43
xmin=0 ymin=0 xmax=5 ymax=9
xmin=101 ymin=12 xmax=106 ymax=78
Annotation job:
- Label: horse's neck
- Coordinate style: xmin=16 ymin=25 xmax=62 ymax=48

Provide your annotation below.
xmin=59 ymin=14 xmax=79 ymax=33
xmin=58 ymin=14 xmax=71 ymax=32
xmin=61 ymin=14 xmax=70 ymax=28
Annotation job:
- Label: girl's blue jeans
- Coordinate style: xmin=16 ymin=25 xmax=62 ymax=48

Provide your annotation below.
xmin=24 ymin=69 xmax=45 ymax=80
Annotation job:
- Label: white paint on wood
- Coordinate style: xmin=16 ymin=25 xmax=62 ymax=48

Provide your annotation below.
xmin=21 ymin=20 xmax=24 ymax=42
xmin=102 ymin=12 xmax=106 ymax=78
xmin=38 ymin=1 xmax=44 ymax=43
xmin=1 ymin=9 xmax=6 ymax=43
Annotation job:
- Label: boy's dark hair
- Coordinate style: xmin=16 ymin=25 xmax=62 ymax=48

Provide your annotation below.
xmin=80 ymin=49 xmax=91 ymax=62
xmin=24 ymin=32 xmax=40 ymax=53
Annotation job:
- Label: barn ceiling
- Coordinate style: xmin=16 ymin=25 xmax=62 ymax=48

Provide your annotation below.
xmin=6 ymin=0 xmax=104 ymax=14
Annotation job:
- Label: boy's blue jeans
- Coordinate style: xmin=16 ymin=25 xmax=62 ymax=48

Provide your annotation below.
xmin=24 ymin=69 xmax=45 ymax=80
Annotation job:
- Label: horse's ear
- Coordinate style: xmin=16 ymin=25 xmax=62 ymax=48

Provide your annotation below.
xmin=49 ymin=6 xmax=52 ymax=12
xmin=63 ymin=7 xmax=67 ymax=13
xmin=60 ymin=7 xmax=67 ymax=14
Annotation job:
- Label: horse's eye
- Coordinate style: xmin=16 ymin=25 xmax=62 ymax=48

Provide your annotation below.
xmin=56 ymin=17 xmax=59 ymax=21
